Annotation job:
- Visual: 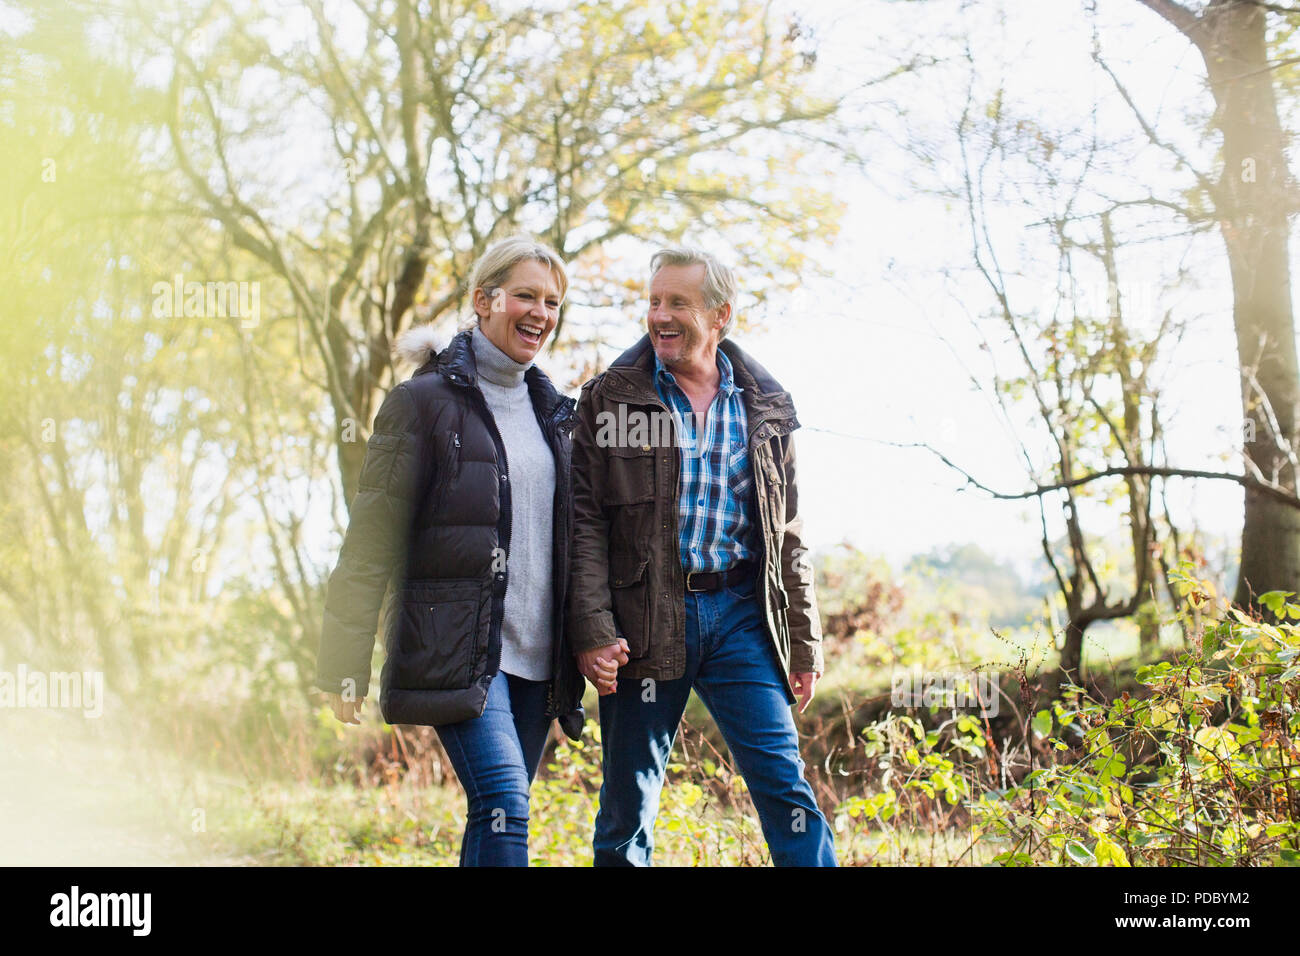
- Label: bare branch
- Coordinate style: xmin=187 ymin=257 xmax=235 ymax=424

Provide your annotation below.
xmin=1091 ymin=50 xmax=1219 ymax=203
xmin=895 ymin=441 xmax=1300 ymax=510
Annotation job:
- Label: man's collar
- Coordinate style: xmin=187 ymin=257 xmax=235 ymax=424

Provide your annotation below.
xmin=604 ymin=334 xmax=799 ymax=430
xmin=652 ymin=346 xmax=740 ymax=396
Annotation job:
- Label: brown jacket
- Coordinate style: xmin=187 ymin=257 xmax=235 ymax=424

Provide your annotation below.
xmin=568 ymin=334 xmax=823 ymax=698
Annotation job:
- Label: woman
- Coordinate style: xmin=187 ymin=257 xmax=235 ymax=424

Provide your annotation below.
xmin=315 ymin=235 xmax=604 ymax=866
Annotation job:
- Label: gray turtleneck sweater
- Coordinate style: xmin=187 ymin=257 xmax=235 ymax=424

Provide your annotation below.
xmin=471 ymin=326 xmax=555 ymax=681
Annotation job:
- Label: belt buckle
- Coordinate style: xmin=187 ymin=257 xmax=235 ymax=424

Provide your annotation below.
xmin=685 ymin=570 xmax=705 ymax=593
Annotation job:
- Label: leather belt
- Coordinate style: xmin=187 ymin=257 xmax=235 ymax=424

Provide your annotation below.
xmin=684 ymin=561 xmax=756 ymax=593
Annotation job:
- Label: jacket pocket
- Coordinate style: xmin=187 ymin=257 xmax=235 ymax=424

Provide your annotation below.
xmin=609 ymin=553 xmax=651 ymax=659
xmin=604 ymin=443 xmax=656 ymax=506
xmin=358 ymin=433 xmax=402 ymax=493
xmin=432 ymin=430 xmax=463 ymax=514
xmin=390 ymin=579 xmax=482 ymax=690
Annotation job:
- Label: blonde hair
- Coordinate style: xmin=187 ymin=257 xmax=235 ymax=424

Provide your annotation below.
xmin=463 ymin=235 xmax=568 ymax=329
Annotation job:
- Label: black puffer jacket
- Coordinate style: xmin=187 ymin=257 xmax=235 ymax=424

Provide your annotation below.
xmin=315 ymin=328 xmax=585 ymax=739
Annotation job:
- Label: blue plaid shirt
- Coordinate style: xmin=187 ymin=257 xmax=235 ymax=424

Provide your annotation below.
xmin=654 ymin=348 xmax=758 ymax=572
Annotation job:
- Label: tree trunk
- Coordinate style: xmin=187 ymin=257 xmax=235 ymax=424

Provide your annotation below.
xmin=1057 ymin=615 xmax=1086 ymax=695
xmin=1100 ymin=211 xmax=1161 ymax=646
xmin=1198 ymin=2 xmax=1300 ymax=608
xmin=1134 ymin=0 xmax=1300 ymax=609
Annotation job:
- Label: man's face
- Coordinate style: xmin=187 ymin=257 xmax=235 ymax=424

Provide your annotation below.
xmin=647 ymin=263 xmax=729 ymax=371
xmin=474 ymin=259 xmax=562 ymax=364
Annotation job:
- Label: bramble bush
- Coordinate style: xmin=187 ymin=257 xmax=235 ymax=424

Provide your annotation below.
xmin=969 ymin=563 xmax=1300 ymax=866
xmin=824 ymin=561 xmax=1300 ymax=866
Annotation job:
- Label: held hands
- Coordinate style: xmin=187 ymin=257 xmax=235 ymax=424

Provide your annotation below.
xmin=790 ymin=671 xmax=819 ymax=714
xmin=578 ymin=638 xmax=631 ymax=696
xmin=324 ymin=692 xmax=365 ymax=725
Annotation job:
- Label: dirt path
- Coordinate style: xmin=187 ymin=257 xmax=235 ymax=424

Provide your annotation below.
xmin=0 ymin=706 xmax=251 ymax=866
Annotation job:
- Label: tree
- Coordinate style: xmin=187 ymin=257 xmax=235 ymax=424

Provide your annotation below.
xmin=1114 ymin=0 xmax=1300 ymax=609
xmin=2 ymin=0 xmax=915 ymax=706
xmin=0 ymin=6 xmax=253 ymax=693
xmin=154 ymin=0 xmax=875 ymax=504
xmin=945 ymin=95 xmax=1177 ymax=695
xmin=900 ymin=40 xmax=1300 ymax=694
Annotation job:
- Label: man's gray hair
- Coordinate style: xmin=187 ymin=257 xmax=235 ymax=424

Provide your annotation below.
xmin=649 ymin=246 xmax=738 ymax=339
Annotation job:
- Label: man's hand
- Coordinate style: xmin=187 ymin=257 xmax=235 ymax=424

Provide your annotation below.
xmin=578 ymin=638 xmax=630 ymax=696
xmin=324 ymin=692 xmax=364 ymax=725
xmin=790 ymin=672 xmax=819 ymax=714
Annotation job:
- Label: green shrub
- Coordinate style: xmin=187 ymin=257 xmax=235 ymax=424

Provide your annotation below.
xmin=972 ymin=563 xmax=1300 ymax=866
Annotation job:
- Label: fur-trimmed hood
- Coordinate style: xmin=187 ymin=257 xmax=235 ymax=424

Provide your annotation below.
xmin=394 ymin=324 xmax=452 ymax=368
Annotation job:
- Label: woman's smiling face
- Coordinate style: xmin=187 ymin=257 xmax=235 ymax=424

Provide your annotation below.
xmin=474 ymin=259 xmax=563 ymax=364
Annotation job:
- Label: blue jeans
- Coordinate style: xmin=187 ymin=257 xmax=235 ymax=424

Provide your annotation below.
xmin=593 ymin=575 xmax=837 ymax=866
xmin=434 ymin=668 xmax=551 ymax=866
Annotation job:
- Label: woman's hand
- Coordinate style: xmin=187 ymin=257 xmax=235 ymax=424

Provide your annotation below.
xmin=324 ymin=692 xmax=365 ymax=725
xmin=578 ymin=638 xmax=630 ymax=695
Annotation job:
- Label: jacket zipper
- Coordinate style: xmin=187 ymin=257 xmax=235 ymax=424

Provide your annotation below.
xmin=481 ymin=398 xmax=512 ymax=681
xmin=542 ymin=397 xmax=575 ymax=718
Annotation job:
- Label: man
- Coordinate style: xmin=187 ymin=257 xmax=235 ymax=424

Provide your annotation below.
xmin=568 ymin=246 xmax=836 ymax=866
